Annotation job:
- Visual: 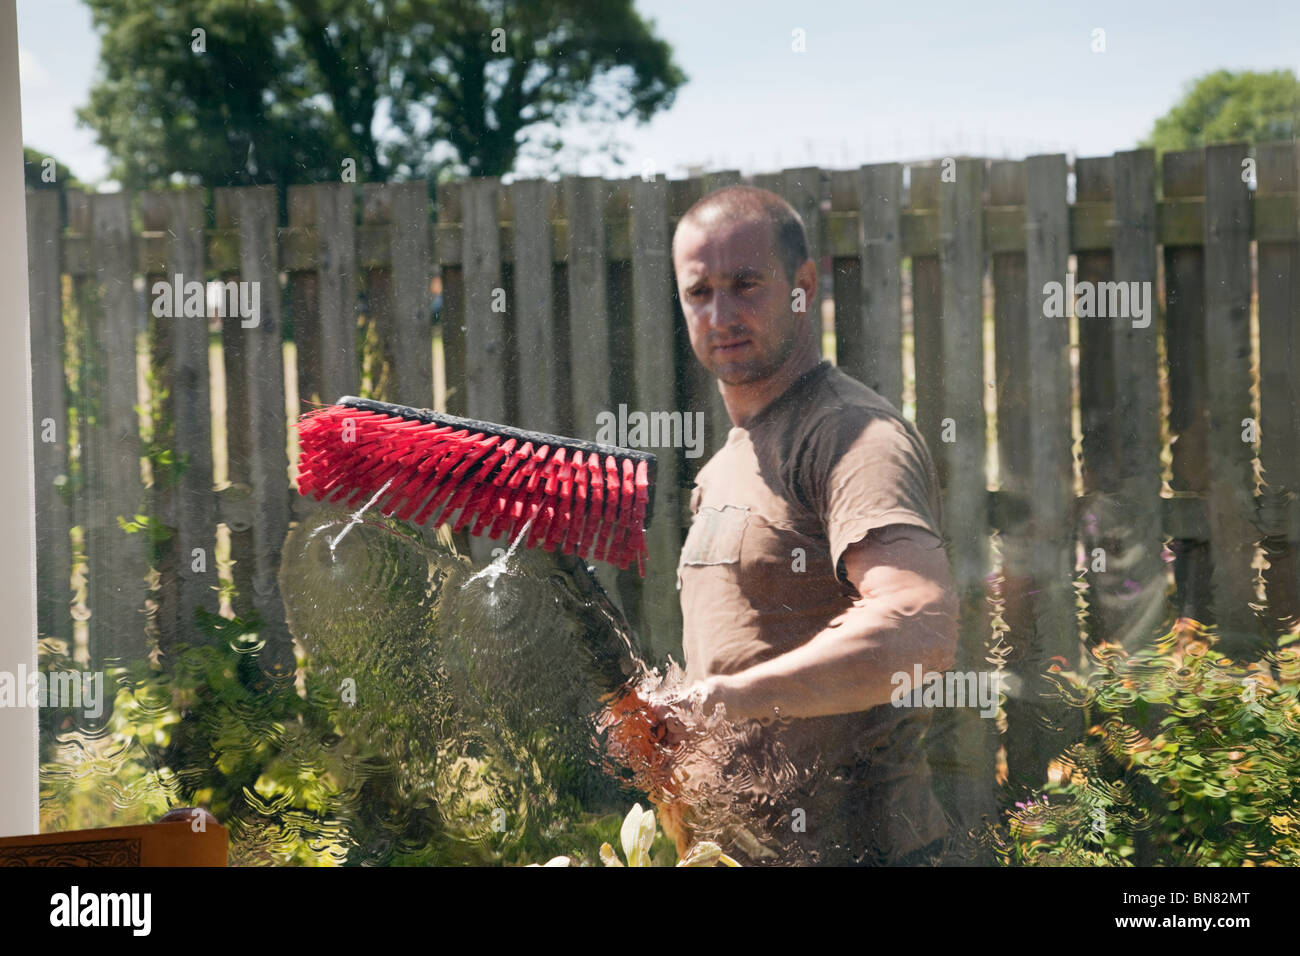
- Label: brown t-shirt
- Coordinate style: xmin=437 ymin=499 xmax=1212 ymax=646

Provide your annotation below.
xmin=676 ymin=359 xmax=949 ymax=864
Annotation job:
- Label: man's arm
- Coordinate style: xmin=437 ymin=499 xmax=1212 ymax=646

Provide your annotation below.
xmin=658 ymin=524 xmax=958 ymax=723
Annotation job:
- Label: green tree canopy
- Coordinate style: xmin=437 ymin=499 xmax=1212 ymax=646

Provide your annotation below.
xmin=24 ymin=146 xmax=83 ymax=190
xmin=1142 ymin=69 xmax=1299 ymax=158
xmin=78 ymin=0 xmax=686 ymax=191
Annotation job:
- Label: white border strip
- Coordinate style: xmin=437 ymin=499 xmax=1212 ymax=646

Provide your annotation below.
xmin=0 ymin=0 xmax=40 ymax=838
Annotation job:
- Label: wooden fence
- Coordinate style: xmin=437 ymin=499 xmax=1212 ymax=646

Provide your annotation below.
xmin=26 ymin=143 xmax=1300 ymax=827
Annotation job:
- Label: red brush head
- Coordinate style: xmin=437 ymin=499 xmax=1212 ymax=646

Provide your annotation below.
xmin=295 ymin=398 xmax=655 ymax=576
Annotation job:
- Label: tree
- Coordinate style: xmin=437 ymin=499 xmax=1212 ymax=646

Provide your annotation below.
xmin=77 ymin=0 xmax=687 ymax=191
xmin=1142 ymin=69 xmax=1299 ymax=158
xmin=24 ymin=147 xmax=83 ymax=190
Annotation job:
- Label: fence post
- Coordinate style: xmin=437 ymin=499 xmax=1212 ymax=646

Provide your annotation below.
xmin=1203 ymin=144 xmax=1262 ymax=655
xmin=85 ymin=192 xmax=147 ymax=674
xmin=511 ymin=179 xmax=562 ymax=433
xmin=927 ymin=157 xmax=996 ymax=847
xmin=26 ymin=189 xmax=73 ymax=648
xmin=1256 ymin=142 xmax=1300 ymax=633
xmin=853 ymin=163 xmax=904 ymax=407
xmin=1163 ymin=149 xmax=1215 ymax=629
xmin=627 ymin=173 xmax=683 ymax=663
xmin=231 ymin=187 xmax=293 ymax=678
xmin=1018 ymin=154 xmax=1081 ymax=785
xmin=461 ymin=176 xmax=507 ymax=566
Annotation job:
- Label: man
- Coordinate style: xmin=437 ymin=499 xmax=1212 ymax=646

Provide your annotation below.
xmin=649 ymin=185 xmax=958 ymax=866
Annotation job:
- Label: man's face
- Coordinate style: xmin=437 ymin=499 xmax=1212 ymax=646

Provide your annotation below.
xmin=673 ymin=217 xmax=810 ymax=386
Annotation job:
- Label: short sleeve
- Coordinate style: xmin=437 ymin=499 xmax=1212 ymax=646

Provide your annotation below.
xmin=797 ymin=410 xmax=944 ymax=586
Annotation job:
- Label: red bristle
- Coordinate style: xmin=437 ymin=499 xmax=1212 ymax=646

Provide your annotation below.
xmin=380 ymin=435 xmax=450 ymax=517
xmin=498 ymin=444 xmax=549 ymax=542
xmin=447 ymin=436 xmax=511 ymax=532
xmin=593 ymin=455 xmax=621 ymax=563
xmin=486 ymin=443 xmax=534 ymax=540
xmin=411 ymin=433 xmax=490 ymax=525
xmin=626 ymin=458 xmax=650 ymax=575
xmin=527 ymin=456 xmax=562 ymax=549
xmin=294 ymin=402 xmax=654 ymax=573
xmin=543 ymin=450 xmax=572 ymax=551
xmin=578 ymin=455 xmax=603 ymax=559
xmin=468 ymin=438 xmax=517 ymax=535
xmin=430 ymin=436 xmax=499 ymax=520
xmin=561 ymin=451 xmax=588 ymax=556
xmin=609 ymin=457 xmax=636 ymax=568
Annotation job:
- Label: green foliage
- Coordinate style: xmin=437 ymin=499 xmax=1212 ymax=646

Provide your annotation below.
xmin=78 ymin=0 xmax=687 ymax=190
xmin=40 ymin=603 xmax=660 ymax=866
xmin=1142 ymin=69 xmax=1299 ymax=159
xmin=24 ymin=147 xmax=82 ymax=190
xmin=1000 ymin=629 xmax=1300 ymax=866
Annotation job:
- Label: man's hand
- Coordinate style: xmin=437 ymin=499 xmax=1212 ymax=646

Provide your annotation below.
xmin=645 ymin=676 xmax=727 ymax=746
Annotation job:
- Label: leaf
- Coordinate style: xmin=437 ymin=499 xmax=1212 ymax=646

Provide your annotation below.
xmin=599 ymin=842 xmax=624 ymax=867
xmin=620 ymin=803 xmax=644 ymax=864
xmin=635 ymin=807 xmax=657 ymax=866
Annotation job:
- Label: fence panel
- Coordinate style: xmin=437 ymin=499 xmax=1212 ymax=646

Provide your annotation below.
xmin=1163 ymin=149 xmax=1214 ymax=626
xmin=27 ymin=147 xmax=1300 ymax=816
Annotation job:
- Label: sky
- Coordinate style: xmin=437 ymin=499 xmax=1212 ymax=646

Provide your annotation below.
xmin=14 ymin=0 xmax=1300 ymax=188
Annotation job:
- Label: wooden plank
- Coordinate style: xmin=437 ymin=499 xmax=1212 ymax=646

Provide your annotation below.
xmin=139 ymin=192 xmax=180 ymax=650
xmin=987 ymin=159 xmax=1041 ymax=795
xmin=1074 ymin=157 xmax=1116 ymax=494
xmin=230 ymin=187 xmax=293 ymax=678
xmin=1256 ymin=142 xmax=1300 ymax=631
xmin=629 ymin=174 xmax=683 ymax=662
xmin=297 ymin=183 xmax=358 ymax=404
xmin=997 ymin=153 xmax=1081 ymax=800
xmin=855 ymin=163 xmax=904 ymax=406
xmin=923 ymin=157 xmax=996 ymax=852
xmin=1024 ymin=154 xmax=1076 ymax=667
xmin=66 ymin=191 xmax=92 ymax=642
xmin=782 ymin=167 xmax=825 ymax=358
xmin=164 ymin=190 xmax=216 ymax=650
xmin=1162 ymin=150 xmax=1214 ymax=627
xmin=563 ymin=176 xmax=613 ymax=430
xmin=908 ymin=164 xmax=944 ymax=481
xmin=286 ymin=189 xmax=321 ymax=413
xmin=511 ymin=179 xmax=562 ymax=432
xmin=86 ymin=192 xmax=147 ymax=671
xmin=389 ymin=183 xmax=433 ymax=408
xmin=989 ymin=159 xmax=1029 ymax=527
xmin=1110 ymin=150 xmax=1161 ymax=503
xmin=213 ymin=190 xmax=255 ymax=624
xmin=26 ymin=189 xmax=74 ymax=646
xmin=437 ymin=182 xmax=466 ymax=417
xmin=1203 ymin=144 xmax=1263 ymax=652
xmin=462 ymin=177 xmax=508 ymax=424
xmin=1103 ymin=149 xmax=1166 ymax=649
xmin=460 ymin=176 xmax=507 ymax=565
xmin=829 ymin=170 xmax=862 ymax=375
xmin=937 ymin=157 xmax=989 ymax=593
xmin=562 ymin=176 xmax=621 ymax=597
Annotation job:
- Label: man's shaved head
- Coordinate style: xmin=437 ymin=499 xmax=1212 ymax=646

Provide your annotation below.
xmin=673 ymin=185 xmax=810 ymax=283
